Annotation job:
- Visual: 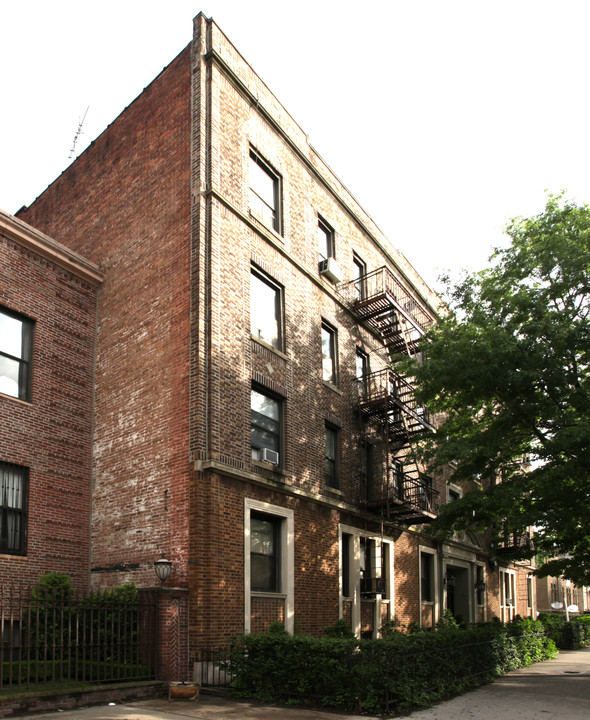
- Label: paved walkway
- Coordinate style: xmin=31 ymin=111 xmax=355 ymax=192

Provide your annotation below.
xmin=11 ymin=647 xmax=590 ymax=719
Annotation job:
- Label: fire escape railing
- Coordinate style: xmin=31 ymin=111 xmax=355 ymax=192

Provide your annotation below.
xmin=338 ymin=266 xmax=434 ymax=354
xmin=357 ymin=368 xmax=435 ymax=436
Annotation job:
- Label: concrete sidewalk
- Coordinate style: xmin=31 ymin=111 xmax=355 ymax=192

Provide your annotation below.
xmin=11 ymin=647 xmax=590 ymax=719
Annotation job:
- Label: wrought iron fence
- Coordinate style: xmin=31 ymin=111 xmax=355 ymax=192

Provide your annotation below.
xmin=0 ymin=584 xmax=158 ymax=689
xmin=193 ymin=647 xmax=234 ymax=687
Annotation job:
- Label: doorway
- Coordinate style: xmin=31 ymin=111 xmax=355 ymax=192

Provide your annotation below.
xmin=446 ymin=565 xmax=470 ymax=624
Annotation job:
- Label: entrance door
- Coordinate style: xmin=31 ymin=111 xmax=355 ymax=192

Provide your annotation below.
xmin=446 ymin=566 xmax=470 ymax=624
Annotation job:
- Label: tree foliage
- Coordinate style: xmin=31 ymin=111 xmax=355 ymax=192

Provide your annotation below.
xmin=410 ymin=195 xmax=590 ymax=584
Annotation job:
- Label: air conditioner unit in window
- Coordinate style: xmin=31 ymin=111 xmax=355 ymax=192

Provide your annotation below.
xmin=261 ymin=448 xmax=280 ymax=465
xmin=360 ymin=577 xmax=386 ymax=597
xmin=318 ymin=257 xmax=343 ymax=284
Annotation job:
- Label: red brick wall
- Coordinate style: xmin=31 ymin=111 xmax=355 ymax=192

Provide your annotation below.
xmin=0 ymin=233 xmax=98 ymax=589
xmin=19 ymin=46 xmax=192 ymax=590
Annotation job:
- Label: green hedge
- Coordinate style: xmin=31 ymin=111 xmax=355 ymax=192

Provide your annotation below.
xmin=538 ymin=613 xmax=590 ymax=649
xmin=225 ymin=619 xmax=557 ymax=714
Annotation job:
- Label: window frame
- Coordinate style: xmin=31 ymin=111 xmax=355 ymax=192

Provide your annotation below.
xmin=249 ymin=148 xmax=282 ymax=234
xmin=500 ymin=568 xmax=517 ymax=622
xmin=420 ymin=551 xmax=434 ymax=603
xmin=352 ymin=254 xmax=367 ymax=301
xmin=324 ymin=422 xmax=339 ymax=489
xmin=249 ymin=511 xmax=281 ymax=593
xmin=317 ymin=216 xmax=335 ymax=261
xmin=244 ymin=499 xmax=294 ymax=634
xmin=0 ymin=462 xmax=28 ymax=556
xmin=0 ymin=307 xmax=33 ymax=403
xmin=250 ymin=386 xmax=283 ymax=466
xmin=250 ymin=268 xmax=284 ymax=351
xmin=321 ymin=321 xmax=338 ymax=385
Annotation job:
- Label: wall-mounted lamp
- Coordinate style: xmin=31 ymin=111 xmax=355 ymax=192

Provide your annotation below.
xmin=474 ymin=579 xmax=487 ymax=592
xmin=154 ymin=558 xmax=172 ymax=583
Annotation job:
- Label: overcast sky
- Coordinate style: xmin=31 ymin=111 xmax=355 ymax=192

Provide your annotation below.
xmin=2 ymin=0 xmax=589 ymax=290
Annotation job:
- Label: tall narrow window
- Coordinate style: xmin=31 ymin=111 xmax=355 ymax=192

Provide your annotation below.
xmin=476 ymin=565 xmax=485 ymax=606
xmin=342 ymin=532 xmax=352 ymax=598
xmin=251 ymin=388 xmax=281 ymax=464
xmin=321 ymin=322 xmax=337 ymax=384
xmin=251 ymin=270 xmax=282 ymax=350
xmin=325 ymin=423 xmax=339 ymax=488
xmin=249 ymin=149 xmax=281 ymax=233
xmin=420 ymin=552 xmax=434 ymax=602
xmin=0 ymin=463 xmax=27 ymax=555
xmin=250 ymin=512 xmax=280 ymax=592
xmin=360 ymin=442 xmax=372 ymax=500
xmin=352 ymin=254 xmax=367 ymax=301
xmin=0 ymin=308 xmax=33 ymax=402
xmin=317 ymin=217 xmax=335 ymax=261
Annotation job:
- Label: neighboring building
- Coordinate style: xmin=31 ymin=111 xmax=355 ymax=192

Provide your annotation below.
xmin=537 ymin=572 xmax=590 ymax=615
xmin=0 ymin=209 xmax=102 ymax=589
xmin=6 ymin=13 xmax=534 ymax=677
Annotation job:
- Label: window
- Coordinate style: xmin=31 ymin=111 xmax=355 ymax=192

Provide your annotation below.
xmin=352 ymin=254 xmax=367 ymax=301
xmin=249 ymin=149 xmax=281 ymax=232
xmin=0 ymin=463 xmax=27 ymax=555
xmin=476 ymin=565 xmax=486 ymax=606
xmin=317 ymin=216 xmax=335 ymax=261
xmin=527 ymin=574 xmax=534 ymax=609
xmin=250 ymin=512 xmax=281 ymax=592
xmin=321 ymin=322 xmax=337 ymax=384
xmin=341 ymin=532 xmax=352 ymax=598
xmin=0 ymin=308 xmax=33 ymax=402
xmin=420 ymin=552 xmax=434 ymax=602
xmin=448 ymin=486 xmax=461 ymax=503
xmin=325 ymin=423 xmax=339 ymax=488
xmin=359 ymin=442 xmax=372 ymax=500
xmin=244 ymin=499 xmax=294 ymax=632
xmin=500 ymin=569 xmax=516 ymax=622
xmin=251 ymin=388 xmax=281 ymax=464
xmin=250 ymin=269 xmax=282 ymax=350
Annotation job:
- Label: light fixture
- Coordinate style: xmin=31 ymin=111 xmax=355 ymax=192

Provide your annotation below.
xmin=154 ymin=558 xmax=172 ymax=583
xmin=474 ymin=578 xmax=487 ymax=592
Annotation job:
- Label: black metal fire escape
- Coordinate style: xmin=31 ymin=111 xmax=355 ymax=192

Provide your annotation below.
xmin=339 ymin=266 xmax=440 ymax=525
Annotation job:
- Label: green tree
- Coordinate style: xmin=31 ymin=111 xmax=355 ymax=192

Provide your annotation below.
xmin=410 ymin=195 xmax=590 ymax=584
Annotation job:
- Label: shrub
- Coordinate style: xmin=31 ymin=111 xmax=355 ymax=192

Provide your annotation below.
xmin=225 ymin=619 xmax=557 ymax=714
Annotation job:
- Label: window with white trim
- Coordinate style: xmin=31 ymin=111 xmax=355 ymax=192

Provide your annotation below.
xmin=244 ymin=499 xmax=294 ymax=634
xmin=499 ymin=568 xmax=516 ymax=622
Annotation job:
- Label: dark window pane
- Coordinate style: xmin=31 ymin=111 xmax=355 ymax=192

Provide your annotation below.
xmin=0 ymin=464 xmax=27 ymax=555
xmin=251 ymin=514 xmax=280 ymax=592
xmin=421 ymin=553 xmax=433 ymax=602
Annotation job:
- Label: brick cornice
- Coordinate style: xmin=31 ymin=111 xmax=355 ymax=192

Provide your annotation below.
xmin=0 ymin=209 xmax=104 ymax=286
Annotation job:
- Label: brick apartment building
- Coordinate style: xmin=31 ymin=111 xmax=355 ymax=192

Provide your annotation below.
xmin=0 ymin=210 xmax=102 ymax=588
xmin=3 ymin=13 xmax=535 ymax=678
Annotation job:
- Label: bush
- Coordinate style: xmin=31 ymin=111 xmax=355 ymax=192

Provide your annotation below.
xmin=225 ymin=619 xmax=557 ymax=714
xmin=538 ymin=612 xmax=590 ymax=649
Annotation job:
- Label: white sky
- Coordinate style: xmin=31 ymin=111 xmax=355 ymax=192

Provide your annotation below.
xmin=2 ymin=0 xmax=590 ymax=291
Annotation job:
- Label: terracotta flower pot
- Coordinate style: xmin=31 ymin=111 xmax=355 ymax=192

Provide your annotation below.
xmin=168 ymin=682 xmax=200 ymax=700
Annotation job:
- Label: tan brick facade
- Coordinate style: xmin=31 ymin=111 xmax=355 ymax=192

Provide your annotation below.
xmin=11 ymin=12 xmax=536 ymax=678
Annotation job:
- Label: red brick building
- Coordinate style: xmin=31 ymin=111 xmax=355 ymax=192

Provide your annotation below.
xmin=11 ymin=13 xmax=535 ymax=678
xmin=0 ymin=209 xmax=102 ymax=589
